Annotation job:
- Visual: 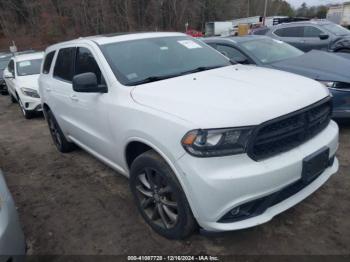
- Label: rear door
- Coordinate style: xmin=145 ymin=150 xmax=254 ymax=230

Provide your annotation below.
xmin=50 ymin=47 xmax=77 ymax=133
xmin=39 ymin=50 xmax=56 ymax=106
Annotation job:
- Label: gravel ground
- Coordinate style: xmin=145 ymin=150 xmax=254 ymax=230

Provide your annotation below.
xmin=0 ymin=94 xmax=349 ymax=256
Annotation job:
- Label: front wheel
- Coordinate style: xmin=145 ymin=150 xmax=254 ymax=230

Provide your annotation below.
xmin=130 ymin=150 xmax=197 ymax=239
xmin=18 ymin=98 xmax=34 ymax=119
xmin=10 ymin=93 xmax=17 ymax=103
xmin=1 ymin=87 xmax=8 ymax=95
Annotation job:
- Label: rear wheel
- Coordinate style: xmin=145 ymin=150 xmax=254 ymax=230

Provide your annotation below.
xmin=45 ymin=109 xmax=75 ymax=153
xmin=130 ymin=150 xmax=197 ymax=239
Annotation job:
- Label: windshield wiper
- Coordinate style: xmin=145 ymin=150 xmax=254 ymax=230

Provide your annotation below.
xmin=128 ymin=65 xmax=227 ymax=86
xmin=128 ymin=73 xmax=182 ymax=86
xmin=180 ymin=65 xmax=227 ymax=75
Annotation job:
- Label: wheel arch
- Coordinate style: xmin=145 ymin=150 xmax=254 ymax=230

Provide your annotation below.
xmin=124 ymin=138 xmax=178 ymax=171
xmin=124 ymin=138 xmax=199 ymax=219
xmin=42 ymin=103 xmax=51 ymax=112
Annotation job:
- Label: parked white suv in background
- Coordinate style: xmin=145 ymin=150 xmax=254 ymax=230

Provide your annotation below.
xmin=39 ymin=33 xmax=339 ymax=239
xmin=4 ymin=52 xmax=44 ymax=119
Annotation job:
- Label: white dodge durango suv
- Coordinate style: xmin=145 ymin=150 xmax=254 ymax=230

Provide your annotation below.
xmin=4 ymin=52 xmax=44 ymax=119
xmin=39 ymin=32 xmax=339 ymax=239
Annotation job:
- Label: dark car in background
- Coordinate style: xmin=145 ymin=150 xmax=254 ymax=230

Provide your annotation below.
xmin=0 ymin=53 xmax=12 ymax=95
xmin=253 ymin=20 xmax=350 ymax=53
xmin=203 ymin=36 xmax=350 ymax=118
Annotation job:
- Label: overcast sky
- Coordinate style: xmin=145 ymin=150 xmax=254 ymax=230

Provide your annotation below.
xmin=285 ymin=0 xmax=347 ymax=8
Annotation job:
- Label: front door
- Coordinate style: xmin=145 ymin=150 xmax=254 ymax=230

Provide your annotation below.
xmin=67 ymin=45 xmax=114 ymax=160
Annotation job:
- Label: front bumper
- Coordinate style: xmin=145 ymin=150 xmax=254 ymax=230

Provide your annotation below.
xmin=0 ymin=173 xmax=25 ymax=258
xmin=331 ymin=89 xmax=350 ymax=118
xmin=176 ymin=121 xmax=339 ymax=232
xmin=333 ymin=109 xmax=350 ymax=119
xmin=18 ymin=92 xmax=42 ymax=112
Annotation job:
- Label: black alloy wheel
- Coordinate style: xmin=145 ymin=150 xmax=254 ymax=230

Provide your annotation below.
xmin=135 ymin=167 xmax=179 ymax=230
xmin=130 ymin=150 xmax=196 ymax=239
xmin=47 ymin=112 xmax=63 ymax=150
xmin=45 ymin=109 xmax=75 ymax=153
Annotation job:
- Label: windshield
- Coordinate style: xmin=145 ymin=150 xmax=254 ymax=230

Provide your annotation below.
xmin=16 ymin=59 xmax=42 ymax=76
xmin=0 ymin=59 xmax=10 ymax=70
xmin=321 ymin=23 xmax=350 ymax=36
xmin=100 ymin=36 xmax=231 ymax=86
xmin=240 ymin=38 xmax=304 ymax=64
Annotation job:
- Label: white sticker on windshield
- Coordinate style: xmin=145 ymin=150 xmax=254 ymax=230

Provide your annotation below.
xmin=160 ymin=46 xmax=169 ymax=50
xmin=178 ymin=40 xmax=202 ymax=49
xmin=127 ymin=73 xmax=138 ymax=80
xmin=19 ymin=61 xmax=31 ymax=67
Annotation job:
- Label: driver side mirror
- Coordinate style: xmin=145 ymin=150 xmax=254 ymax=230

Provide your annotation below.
xmin=319 ymin=33 xmax=329 ymax=40
xmin=72 ymin=72 xmax=107 ymax=93
xmin=234 ymin=57 xmax=250 ymax=65
xmin=3 ymin=70 xmax=14 ymax=79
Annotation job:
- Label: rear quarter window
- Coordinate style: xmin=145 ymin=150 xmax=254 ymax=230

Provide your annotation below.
xmin=42 ymin=51 xmax=56 ymax=74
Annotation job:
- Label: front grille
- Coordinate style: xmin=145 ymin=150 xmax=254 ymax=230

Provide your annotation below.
xmin=248 ymin=97 xmax=332 ymax=161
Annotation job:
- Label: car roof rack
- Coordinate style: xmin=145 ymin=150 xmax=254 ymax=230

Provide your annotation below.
xmin=272 ymin=17 xmax=310 ymax=26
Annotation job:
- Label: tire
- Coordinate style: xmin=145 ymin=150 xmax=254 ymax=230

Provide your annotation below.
xmin=130 ymin=150 xmax=197 ymax=239
xmin=10 ymin=93 xmax=17 ymax=103
xmin=18 ymin=97 xmax=35 ymax=119
xmin=336 ymin=48 xmax=350 ymax=53
xmin=1 ymin=88 xmax=8 ymax=95
xmin=45 ymin=109 xmax=75 ymax=153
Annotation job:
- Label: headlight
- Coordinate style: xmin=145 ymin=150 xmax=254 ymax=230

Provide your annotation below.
xmin=181 ymin=127 xmax=254 ymax=157
xmin=21 ymin=87 xmax=40 ymax=98
xmin=318 ymin=81 xmax=335 ymax=88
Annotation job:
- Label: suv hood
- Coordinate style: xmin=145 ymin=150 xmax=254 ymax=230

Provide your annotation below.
xmin=270 ymin=50 xmax=350 ymax=83
xmin=131 ymin=65 xmax=329 ymax=128
xmin=17 ymin=74 xmax=40 ymax=90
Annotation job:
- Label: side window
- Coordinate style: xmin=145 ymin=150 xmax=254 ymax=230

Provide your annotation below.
xmin=303 ymin=26 xmax=323 ymax=38
xmin=42 ymin=51 xmax=56 ymax=74
xmin=54 ymin=47 xmax=76 ymax=82
xmin=8 ymin=60 xmax=14 ymax=74
xmin=75 ymin=47 xmax=103 ymax=85
xmin=274 ymin=27 xmax=303 ymax=37
xmin=252 ymin=28 xmax=269 ymax=35
xmin=216 ymin=44 xmax=249 ymax=63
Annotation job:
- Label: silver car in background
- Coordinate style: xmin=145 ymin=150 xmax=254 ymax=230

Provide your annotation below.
xmin=0 ymin=170 xmax=25 ymax=261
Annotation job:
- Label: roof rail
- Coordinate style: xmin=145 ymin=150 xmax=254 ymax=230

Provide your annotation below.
xmin=272 ymin=17 xmax=310 ymax=26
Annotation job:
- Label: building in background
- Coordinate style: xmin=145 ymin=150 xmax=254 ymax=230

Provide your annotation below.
xmin=327 ymin=2 xmax=350 ymax=28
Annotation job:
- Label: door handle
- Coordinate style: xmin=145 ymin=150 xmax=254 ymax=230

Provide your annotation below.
xmin=45 ymin=87 xmax=51 ymax=92
xmin=70 ymin=94 xmax=79 ymax=102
